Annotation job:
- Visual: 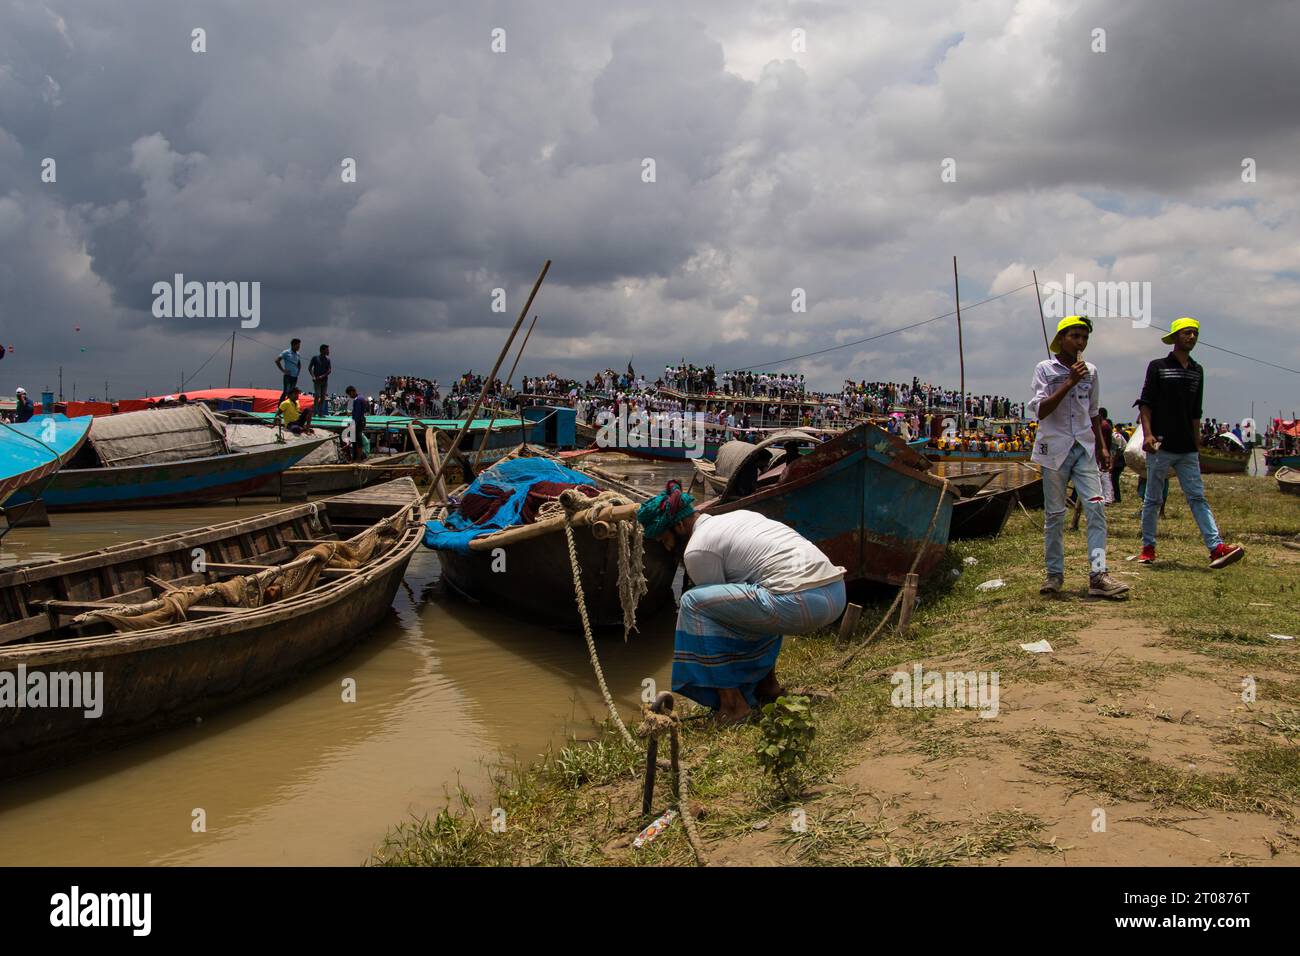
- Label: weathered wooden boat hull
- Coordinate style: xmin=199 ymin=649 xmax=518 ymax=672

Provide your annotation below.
xmin=0 ymin=415 xmax=93 ymax=505
xmin=0 ymin=480 xmax=422 ymax=780
xmin=1276 ymin=467 xmax=1300 ymax=496
xmin=574 ymin=421 xmax=722 ymax=462
xmin=923 ymin=448 xmax=1032 ymax=463
xmin=1264 ymin=452 xmax=1300 ymax=475
xmin=242 ymin=454 xmax=423 ymax=499
xmin=1198 ymin=448 xmax=1249 ymax=474
xmin=703 ymin=425 xmax=955 ymax=586
xmin=4 ymin=439 xmax=328 ymax=510
xmin=950 ymin=488 xmax=1017 ymax=540
xmin=436 ymin=530 xmax=677 ymax=629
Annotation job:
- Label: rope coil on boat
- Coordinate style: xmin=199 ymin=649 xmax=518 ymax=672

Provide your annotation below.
xmin=538 ymin=488 xmax=648 ymax=640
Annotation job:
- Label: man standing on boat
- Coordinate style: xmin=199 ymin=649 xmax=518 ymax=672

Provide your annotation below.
xmin=276 ymin=338 xmax=302 ymax=400
xmin=13 ymin=387 xmax=34 ymax=423
xmin=1135 ymin=318 xmax=1244 ymax=569
xmin=1029 ymin=316 xmax=1129 ymax=599
xmin=637 ymin=481 xmax=847 ymax=724
xmin=344 ymin=385 xmax=368 ymax=461
xmin=309 ymin=344 xmax=331 ymax=413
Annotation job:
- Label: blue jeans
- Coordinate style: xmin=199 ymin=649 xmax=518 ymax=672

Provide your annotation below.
xmin=1142 ymin=451 xmax=1222 ymax=550
xmin=1042 ymin=441 xmax=1108 ymax=576
xmin=280 ymin=374 xmax=299 ymax=400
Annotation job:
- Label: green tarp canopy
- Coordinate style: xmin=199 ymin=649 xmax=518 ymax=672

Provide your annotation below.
xmin=239 ymin=411 xmax=524 ymax=434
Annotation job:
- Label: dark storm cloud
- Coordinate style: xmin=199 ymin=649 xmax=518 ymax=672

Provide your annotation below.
xmin=0 ymin=0 xmax=1297 ymax=417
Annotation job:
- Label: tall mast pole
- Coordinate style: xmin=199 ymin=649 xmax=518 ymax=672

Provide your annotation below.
xmin=953 ymin=256 xmax=966 ymax=434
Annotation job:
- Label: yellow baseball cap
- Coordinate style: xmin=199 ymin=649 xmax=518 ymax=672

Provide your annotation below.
xmin=1161 ymin=316 xmax=1199 ymax=344
xmin=1049 ymin=315 xmax=1093 ymax=354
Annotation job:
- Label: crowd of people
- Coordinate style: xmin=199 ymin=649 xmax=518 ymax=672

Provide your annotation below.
xmin=840 ymin=378 xmax=1024 ymax=419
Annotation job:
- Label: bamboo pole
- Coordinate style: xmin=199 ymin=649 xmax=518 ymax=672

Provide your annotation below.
xmin=467 ymin=501 xmax=639 ymax=551
xmin=1032 ymin=269 xmax=1051 ymax=358
xmin=424 ymin=425 xmax=449 ymax=504
xmin=423 ymin=260 xmax=551 ymax=505
xmin=472 ymin=313 xmax=538 ymax=470
xmin=953 ymin=256 xmax=966 ymax=434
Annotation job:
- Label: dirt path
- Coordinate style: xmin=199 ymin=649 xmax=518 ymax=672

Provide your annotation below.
xmin=707 ymin=613 xmax=1300 ymax=866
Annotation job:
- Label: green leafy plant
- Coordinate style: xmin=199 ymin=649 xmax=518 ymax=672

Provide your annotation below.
xmin=755 ymin=695 xmax=816 ymax=797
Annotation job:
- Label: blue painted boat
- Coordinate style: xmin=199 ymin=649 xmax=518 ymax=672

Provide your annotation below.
xmin=0 ymin=415 xmax=93 ymax=504
xmin=5 ymin=406 xmax=329 ymax=511
xmin=701 ymin=423 xmax=956 ymax=586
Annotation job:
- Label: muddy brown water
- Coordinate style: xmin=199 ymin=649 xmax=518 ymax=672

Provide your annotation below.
xmin=0 ymin=457 xmax=687 ymax=866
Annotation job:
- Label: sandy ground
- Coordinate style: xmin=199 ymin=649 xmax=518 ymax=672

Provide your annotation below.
xmin=702 ymin=613 xmax=1300 ymax=866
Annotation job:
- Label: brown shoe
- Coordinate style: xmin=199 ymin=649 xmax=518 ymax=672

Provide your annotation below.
xmin=1088 ymin=572 xmax=1130 ymax=599
xmin=1039 ymin=573 xmax=1064 ymax=595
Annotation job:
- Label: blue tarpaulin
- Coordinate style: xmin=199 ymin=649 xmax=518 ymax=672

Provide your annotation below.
xmin=423 ymin=457 xmax=600 ymax=554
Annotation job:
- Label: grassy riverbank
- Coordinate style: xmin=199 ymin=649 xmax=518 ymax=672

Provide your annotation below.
xmin=371 ymin=472 xmax=1300 ymax=866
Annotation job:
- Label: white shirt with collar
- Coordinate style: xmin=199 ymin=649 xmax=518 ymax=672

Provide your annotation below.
xmin=1027 ymin=355 xmax=1100 ymax=471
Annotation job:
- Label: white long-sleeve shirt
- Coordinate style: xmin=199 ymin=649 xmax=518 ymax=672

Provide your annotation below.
xmin=1027 ymin=356 xmax=1100 ymax=471
xmin=684 ymin=512 xmax=845 ymax=594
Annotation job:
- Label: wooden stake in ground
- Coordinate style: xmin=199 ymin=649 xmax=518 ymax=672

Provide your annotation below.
xmin=897 ymin=573 xmax=920 ymax=634
xmin=836 ymin=603 xmax=863 ymax=642
xmin=423 ymin=260 xmax=551 ymax=505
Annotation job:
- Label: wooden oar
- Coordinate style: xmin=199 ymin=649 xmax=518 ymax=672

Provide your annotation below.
xmin=423 ymin=260 xmax=551 ymax=505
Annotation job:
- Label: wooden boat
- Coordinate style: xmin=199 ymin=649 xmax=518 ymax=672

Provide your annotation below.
xmin=0 ymin=478 xmax=423 ymax=780
xmin=3 ymin=405 xmax=329 ymax=511
xmin=0 ymin=415 xmax=92 ymax=520
xmin=574 ymin=418 xmax=724 ymax=462
xmin=0 ymin=415 xmax=92 ymax=500
xmin=223 ymin=422 xmax=422 ymax=500
xmin=1265 ymin=450 xmax=1300 ymax=474
xmin=1277 ymin=466 xmax=1300 ymax=496
xmin=950 ymin=486 xmax=1018 ymax=540
xmin=235 ymin=409 xmax=524 ymax=460
xmin=923 ymin=445 xmax=1032 ymax=464
xmin=427 ymin=448 xmax=677 ymax=628
xmin=1198 ymin=437 xmax=1250 ymax=474
xmin=700 ymin=424 xmax=956 ymax=586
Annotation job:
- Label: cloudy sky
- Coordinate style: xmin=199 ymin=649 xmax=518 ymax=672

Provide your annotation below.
xmin=2 ymin=0 xmax=1298 ymax=423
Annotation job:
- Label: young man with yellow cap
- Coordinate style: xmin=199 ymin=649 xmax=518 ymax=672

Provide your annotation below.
xmin=1029 ymin=317 xmax=1129 ymax=598
xmin=1135 ymin=318 xmax=1244 ymax=569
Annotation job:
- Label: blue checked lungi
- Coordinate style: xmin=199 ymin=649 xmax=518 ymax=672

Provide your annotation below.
xmin=672 ymin=580 xmax=847 ymax=709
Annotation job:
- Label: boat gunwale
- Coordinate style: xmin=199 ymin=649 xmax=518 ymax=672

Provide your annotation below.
xmin=703 ymin=424 xmax=957 ymax=515
xmin=0 ymin=485 xmax=423 ymax=663
xmin=45 ymin=434 xmax=333 ymax=479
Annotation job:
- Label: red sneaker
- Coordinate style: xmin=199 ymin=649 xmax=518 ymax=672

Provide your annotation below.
xmin=1138 ymin=545 xmax=1156 ymax=564
xmin=1209 ymin=543 xmax=1244 ymax=569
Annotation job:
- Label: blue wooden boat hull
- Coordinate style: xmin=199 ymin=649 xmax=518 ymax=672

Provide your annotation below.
xmin=0 ymin=415 xmax=93 ymax=504
xmin=704 ymin=424 xmax=955 ymax=586
xmin=5 ymin=438 xmax=329 ymax=511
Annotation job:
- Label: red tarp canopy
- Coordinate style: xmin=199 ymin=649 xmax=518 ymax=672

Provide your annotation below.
xmin=1273 ymin=419 xmax=1299 ymax=438
xmin=138 ymin=388 xmax=314 ymax=412
xmin=35 ymin=399 xmax=152 ymax=416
